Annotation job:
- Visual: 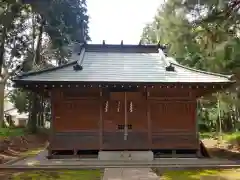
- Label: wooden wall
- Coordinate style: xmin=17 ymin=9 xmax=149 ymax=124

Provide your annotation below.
xmin=50 ymin=88 xmax=101 ymax=150
xmin=148 ymin=88 xmax=198 ymax=149
xmin=52 ymin=88 xmax=100 ymax=131
xmin=49 ymin=87 xmax=199 ymax=151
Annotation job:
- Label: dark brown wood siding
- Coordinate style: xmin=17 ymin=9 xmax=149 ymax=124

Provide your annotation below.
xmin=50 ymin=88 xmax=100 ymax=150
xmin=150 ymin=100 xmax=198 ymax=149
xmin=49 ymin=87 xmax=198 ymax=151
xmin=148 ymin=87 xmax=198 ymax=149
xmin=150 ymin=101 xmax=196 ymax=131
xmin=53 ymin=88 xmax=100 ymax=131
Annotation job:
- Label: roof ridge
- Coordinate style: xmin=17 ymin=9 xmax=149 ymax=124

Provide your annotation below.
xmin=171 ymin=62 xmax=233 ymax=79
xmin=77 ymin=48 xmax=86 ymax=67
xmin=158 ymin=48 xmax=170 ymax=67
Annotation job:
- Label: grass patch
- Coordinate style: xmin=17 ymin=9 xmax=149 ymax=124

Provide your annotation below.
xmin=200 ymin=132 xmax=240 ymax=148
xmin=0 ymin=128 xmax=25 ymax=138
xmin=153 ymin=168 xmax=240 ymax=180
xmin=11 ymin=170 xmax=103 ymax=180
xmin=221 ymin=132 xmax=240 ymax=141
xmin=200 ymin=132 xmax=217 ymax=139
xmin=200 ymin=132 xmax=240 ymax=141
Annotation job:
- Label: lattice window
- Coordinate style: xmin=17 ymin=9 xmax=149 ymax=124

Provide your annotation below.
xmin=117 ymin=124 xmax=132 ymax=130
xmin=127 ymin=124 xmax=132 ymax=129
xmin=118 ymin=124 xmax=124 ymax=130
xmin=104 ymin=101 xmax=109 ymax=112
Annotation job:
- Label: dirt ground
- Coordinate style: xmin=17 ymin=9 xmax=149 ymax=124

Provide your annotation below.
xmin=0 ymin=133 xmax=240 ymax=179
xmin=0 ymin=132 xmax=48 ymax=164
xmin=202 ymin=138 xmax=240 ymax=160
xmin=0 ymin=131 xmax=48 ymax=179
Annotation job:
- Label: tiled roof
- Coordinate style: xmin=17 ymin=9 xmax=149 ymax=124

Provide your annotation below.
xmin=14 ymin=44 xmax=233 ymax=83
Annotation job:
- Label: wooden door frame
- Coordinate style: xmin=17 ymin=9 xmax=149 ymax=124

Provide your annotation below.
xmin=101 ymin=91 xmax=150 ymax=150
xmin=99 ymin=88 xmax=103 ymax=149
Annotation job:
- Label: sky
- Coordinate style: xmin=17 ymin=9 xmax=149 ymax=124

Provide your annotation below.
xmin=88 ymin=0 xmax=163 ymax=44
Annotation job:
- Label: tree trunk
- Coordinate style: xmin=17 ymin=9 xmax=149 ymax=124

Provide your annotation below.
xmin=0 ymin=26 xmax=7 ymax=73
xmin=0 ymin=82 xmax=5 ymax=127
xmin=0 ymin=23 xmax=7 ymax=128
xmin=27 ymin=17 xmax=44 ymax=133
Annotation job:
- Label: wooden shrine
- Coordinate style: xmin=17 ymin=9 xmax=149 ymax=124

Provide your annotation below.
xmin=13 ymin=42 xmax=234 ymax=158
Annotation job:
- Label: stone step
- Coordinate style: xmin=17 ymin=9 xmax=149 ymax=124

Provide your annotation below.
xmin=102 ymin=168 xmax=159 ymax=180
xmin=98 ymin=151 xmax=154 ymax=161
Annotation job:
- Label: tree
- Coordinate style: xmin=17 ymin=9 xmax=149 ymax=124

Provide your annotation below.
xmin=26 ymin=0 xmax=90 ymax=133
xmin=0 ymin=0 xmax=90 ymax=128
xmin=141 ymin=0 xmax=240 ymax=132
xmin=0 ymin=1 xmax=32 ymax=127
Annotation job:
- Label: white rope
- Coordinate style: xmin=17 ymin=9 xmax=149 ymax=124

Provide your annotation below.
xmin=104 ymin=101 xmax=108 ymax=112
xmin=129 ymin=101 xmax=133 ymax=112
xmin=117 ymin=101 xmax=120 ymax=112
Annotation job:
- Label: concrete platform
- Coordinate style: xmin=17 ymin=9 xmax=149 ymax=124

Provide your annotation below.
xmin=1 ymin=150 xmax=239 ymax=170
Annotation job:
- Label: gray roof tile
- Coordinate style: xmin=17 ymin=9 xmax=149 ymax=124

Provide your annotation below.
xmin=15 ymin=45 xmax=232 ymax=83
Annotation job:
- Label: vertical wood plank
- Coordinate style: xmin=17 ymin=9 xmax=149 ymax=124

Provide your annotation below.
xmin=99 ymin=88 xmax=103 ymax=149
xmin=147 ymin=89 xmax=152 ymax=149
xmin=195 ymin=100 xmax=200 ymax=153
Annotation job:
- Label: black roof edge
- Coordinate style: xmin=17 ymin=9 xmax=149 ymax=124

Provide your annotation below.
xmin=83 ymin=43 xmax=166 ymax=53
xmin=171 ymin=62 xmax=234 ymax=80
xmin=13 ymin=45 xmax=87 ymax=80
xmin=84 ymin=43 xmax=166 ymax=49
xmin=13 ymin=80 xmax=236 ymax=85
xmin=13 ymin=60 xmax=77 ymax=80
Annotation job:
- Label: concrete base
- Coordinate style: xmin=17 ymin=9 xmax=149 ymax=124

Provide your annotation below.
xmin=103 ymin=168 xmax=159 ymax=180
xmin=98 ymin=151 xmax=154 ymax=161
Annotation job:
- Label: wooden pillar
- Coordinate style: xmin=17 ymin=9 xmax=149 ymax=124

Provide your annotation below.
xmin=147 ymin=89 xmax=152 ymax=149
xmin=48 ymin=90 xmax=55 ymax=158
xmin=196 ymin=99 xmax=201 ymax=157
xmin=99 ymin=88 xmax=103 ymax=150
xmin=124 ymin=92 xmax=128 ymax=141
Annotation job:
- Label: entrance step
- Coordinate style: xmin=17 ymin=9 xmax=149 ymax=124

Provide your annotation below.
xmin=98 ymin=151 xmax=154 ymax=161
xmin=103 ymin=168 xmax=159 ymax=180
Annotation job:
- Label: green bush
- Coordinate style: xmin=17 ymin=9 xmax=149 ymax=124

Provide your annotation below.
xmin=0 ymin=127 xmax=25 ymax=137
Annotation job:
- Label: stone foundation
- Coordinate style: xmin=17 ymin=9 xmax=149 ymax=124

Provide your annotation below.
xmin=98 ymin=151 xmax=154 ymax=161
